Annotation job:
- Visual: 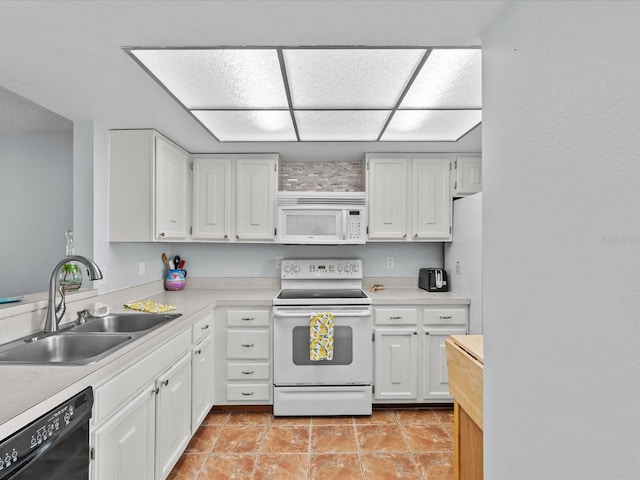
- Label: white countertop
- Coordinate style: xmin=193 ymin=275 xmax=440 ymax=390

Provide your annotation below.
xmin=0 ymin=280 xmax=467 ymax=439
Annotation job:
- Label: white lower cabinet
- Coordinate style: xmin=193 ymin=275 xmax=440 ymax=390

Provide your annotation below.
xmin=373 ymin=305 xmax=468 ymax=404
xmin=373 ymin=328 xmax=419 ymax=401
xmin=155 ymin=352 xmax=192 ymax=480
xmin=92 ymin=385 xmax=156 ymax=480
xmin=91 ymin=309 xmax=215 ymax=480
xmin=191 ymin=334 xmax=214 ymax=431
xmin=214 ymin=307 xmax=272 ymax=405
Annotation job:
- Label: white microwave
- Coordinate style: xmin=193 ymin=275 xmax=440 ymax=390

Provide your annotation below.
xmin=276 ymin=192 xmax=366 ymax=245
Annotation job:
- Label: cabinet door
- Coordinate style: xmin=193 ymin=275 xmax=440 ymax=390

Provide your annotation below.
xmin=235 ymin=156 xmax=277 ymax=241
xmin=454 ymin=155 xmax=482 ymax=196
xmin=192 ymin=157 xmax=232 ymax=240
xmin=155 ymin=352 xmax=191 ymax=480
xmin=367 ymin=157 xmax=408 ymax=240
xmin=191 ymin=335 xmax=214 ymax=432
xmin=373 ymin=328 xmax=418 ymax=401
xmin=92 ymin=384 xmax=156 ymax=480
xmin=411 ymin=157 xmax=452 ymax=240
xmin=423 ymin=327 xmax=466 ymax=400
xmin=155 ymin=135 xmax=189 ymax=240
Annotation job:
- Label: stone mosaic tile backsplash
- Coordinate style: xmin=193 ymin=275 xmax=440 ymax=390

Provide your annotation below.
xmin=279 ymin=161 xmax=364 ymax=192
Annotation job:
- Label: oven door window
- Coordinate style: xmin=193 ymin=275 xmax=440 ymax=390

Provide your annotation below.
xmin=292 ymin=326 xmax=353 ymax=365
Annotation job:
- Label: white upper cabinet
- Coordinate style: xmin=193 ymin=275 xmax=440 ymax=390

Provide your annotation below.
xmin=412 ymin=157 xmax=452 ymax=240
xmin=155 ymin=137 xmax=190 ymax=240
xmin=367 ymin=156 xmax=409 ymax=240
xmin=452 ymin=154 xmax=482 ymax=196
xmin=192 ymin=154 xmax=278 ymax=242
xmin=191 ymin=156 xmax=232 ymax=240
xmin=109 ymin=129 xmax=190 ymax=242
xmin=236 ymin=156 xmax=278 ymax=241
xmin=366 ymin=153 xmax=452 ymax=241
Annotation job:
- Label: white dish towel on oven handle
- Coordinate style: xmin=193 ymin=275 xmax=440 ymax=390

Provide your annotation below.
xmin=310 ymin=312 xmax=334 ymax=361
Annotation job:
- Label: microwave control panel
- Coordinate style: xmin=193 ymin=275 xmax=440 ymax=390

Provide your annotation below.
xmin=347 ymin=210 xmax=364 ymax=241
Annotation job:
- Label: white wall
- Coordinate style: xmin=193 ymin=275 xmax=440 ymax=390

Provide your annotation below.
xmin=0 ymin=132 xmax=73 ymax=297
xmin=483 ymin=1 xmax=640 ymax=478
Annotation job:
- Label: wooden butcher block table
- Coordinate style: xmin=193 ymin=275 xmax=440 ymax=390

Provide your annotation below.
xmin=446 ymin=335 xmax=484 ymax=480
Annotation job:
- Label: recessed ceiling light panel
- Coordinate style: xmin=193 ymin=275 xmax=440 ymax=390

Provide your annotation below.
xmin=382 ymin=110 xmax=481 ymax=141
xmin=283 ymin=49 xmax=426 ymax=108
xmin=400 ymin=49 xmax=481 ymax=108
xmin=295 ymin=110 xmax=391 ymax=141
xmin=131 ymin=49 xmax=288 ymax=109
xmin=193 ymin=110 xmax=296 ymax=141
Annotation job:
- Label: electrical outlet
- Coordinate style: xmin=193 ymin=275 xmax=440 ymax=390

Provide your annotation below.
xmin=276 ymin=256 xmax=284 ymax=268
xmin=138 ymin=261 xmax=146 ymax=276
xmin=456 ymin=261 xmax=461 ymax=275
xmin=386 ymin=256 xmax=394 ymax=269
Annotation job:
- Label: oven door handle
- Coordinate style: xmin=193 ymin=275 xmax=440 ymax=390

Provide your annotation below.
xmin=273 ymin=310 xmax=371 ymax=318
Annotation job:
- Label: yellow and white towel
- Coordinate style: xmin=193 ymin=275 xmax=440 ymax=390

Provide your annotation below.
xmin=310 ymin=312 xmax=334 ymax=361
xmin=123 ymin=299 xmax=177 ymax=313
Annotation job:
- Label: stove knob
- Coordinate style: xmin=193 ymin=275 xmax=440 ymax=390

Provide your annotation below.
xmin=284 ymin=265 xmax=291 ymax=274
xmin=353 ymin=263 xmax=360 ymax=273
xmin=337 ymin=264 xmax=343 ymax=272
xmin=344 ymin=264 xmax=352 ymax=273
xmin=293 ymin=265 xmax=301 ymax=273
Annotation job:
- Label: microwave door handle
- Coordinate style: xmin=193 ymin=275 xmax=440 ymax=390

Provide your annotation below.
xmin=274 ymin=310 xmax=371 ymax=318
xmin=342 ymin=211 xmax=347 ymax=241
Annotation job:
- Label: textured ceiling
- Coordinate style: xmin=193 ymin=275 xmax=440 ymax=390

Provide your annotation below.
xmin=0 ymin=1 xmax=508 ymax=157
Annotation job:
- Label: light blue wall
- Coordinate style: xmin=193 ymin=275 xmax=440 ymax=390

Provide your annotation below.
xmin=0 ymin=132 xmax=73 ymax=297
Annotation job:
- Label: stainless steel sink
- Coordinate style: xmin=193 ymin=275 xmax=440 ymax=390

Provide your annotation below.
xmin=0 ymin=333 xmax=134 ymax=365
xmin=71 ymin=313 xmax=182 ymax=334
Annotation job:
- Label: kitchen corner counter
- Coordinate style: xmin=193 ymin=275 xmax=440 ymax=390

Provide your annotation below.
xmin=367 ymin=287 xmax=470 ymax=305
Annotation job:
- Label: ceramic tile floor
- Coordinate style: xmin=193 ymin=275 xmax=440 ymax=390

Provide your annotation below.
xmin=169 ymin=408 xmax=454 ymax=480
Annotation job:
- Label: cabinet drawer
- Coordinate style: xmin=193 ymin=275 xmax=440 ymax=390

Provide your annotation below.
xmin=227 ymin=330 xmax=270 ymax=359
xmin=192 ymin=311 xmax=213 ymax=343
xmin=423 ymin=308 xmax=467 ymax=326
xmin=227 ymin=310 xmax=270 ymax=327
xmin=374 ymin=308 xmax=418 ymax=326
xmin=227 ymin=362 xmax=271 ymax=380
xmin=226 ymin=383 xmax=271 ymax=402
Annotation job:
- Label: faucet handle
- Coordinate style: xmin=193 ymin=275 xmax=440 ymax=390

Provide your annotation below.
xmin=76 ymin=309 xmax=91 ymax=325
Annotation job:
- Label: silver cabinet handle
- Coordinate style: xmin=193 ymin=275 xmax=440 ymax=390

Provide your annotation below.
xmin=162 ymin=379 xmax=169 ymax=387
xmin=440 ymin=315 xmax=452 ymax=320
xmin=241 ymin=391 xmax=254 ymax=396
xmin=413 ymin=233 xmax=418 ymax=239
xmin=201 ymin=324 xmax=210 ymax=330
xmin=195 ymin=349 xmax=202 ymax=355
xmin=402 ymin=234 xmax=407 ymax=239
xmin=159 ymin=232 xmax=165 ymax=237
xmin=241 ymin=317 xmax=254 ymax=322
xmin=390 ymin=316 xmax=403 ymax=320
xmin=241 ymin=343 xmax=254 ymax=348
xmin=241 ymin=370 xmax=255 ymax=375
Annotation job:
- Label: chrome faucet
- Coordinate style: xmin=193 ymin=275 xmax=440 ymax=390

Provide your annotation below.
xmin=43 ymin=255 xmax=104 ymax=333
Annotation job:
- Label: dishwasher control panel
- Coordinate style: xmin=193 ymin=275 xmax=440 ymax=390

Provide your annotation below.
xmin=0 ymin=387 xmax=92 ymax=479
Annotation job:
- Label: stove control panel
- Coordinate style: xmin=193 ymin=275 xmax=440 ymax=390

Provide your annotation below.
xmin=281 ymin=259 xmax=362 ymax=279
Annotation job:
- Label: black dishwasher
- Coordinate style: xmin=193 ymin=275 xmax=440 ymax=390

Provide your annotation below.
xmin=0 ymin=387 xmax=93 ymax=480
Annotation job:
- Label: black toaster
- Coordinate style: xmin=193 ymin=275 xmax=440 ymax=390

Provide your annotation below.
xmin=419 ymin=268 xmax=449 ymax=292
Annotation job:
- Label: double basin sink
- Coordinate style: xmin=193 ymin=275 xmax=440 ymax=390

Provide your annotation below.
xmin=0 ymin=313 xmax=182 ymax=366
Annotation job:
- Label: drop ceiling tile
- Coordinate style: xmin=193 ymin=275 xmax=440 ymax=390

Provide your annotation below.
xmin=131 ymin=49 xmax=288 ymax=109
xmin=382 ymin=110 xmax=481 ymax=141
xmin=283 ymin=49 xmax=426 ymax=108
xmin=193 ymin=110 xmax=296 ymax=142
xmin=295 ymin=110 xmax=390 ymax=141
xmin=400 ymin=49 xmax=482 ymax=108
